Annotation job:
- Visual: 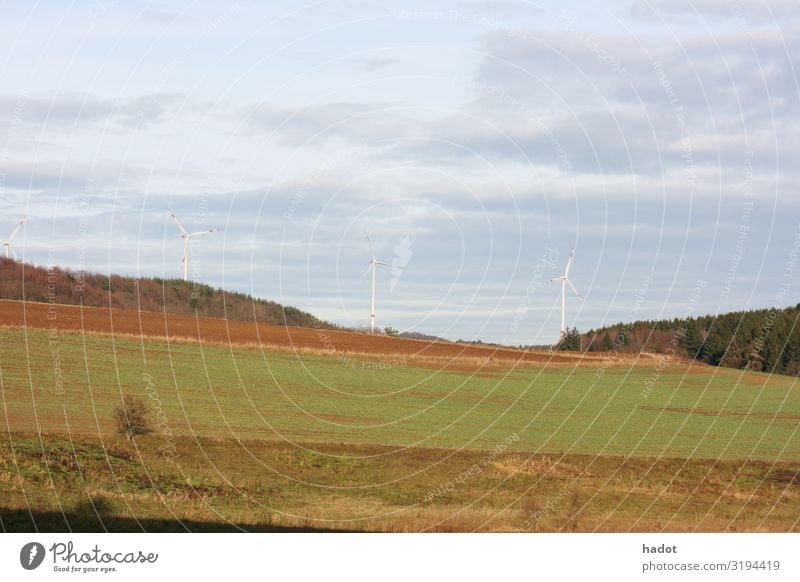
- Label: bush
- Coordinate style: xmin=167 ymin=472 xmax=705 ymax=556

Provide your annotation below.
xmin=113 ymin=395 xmax=152 ymax=440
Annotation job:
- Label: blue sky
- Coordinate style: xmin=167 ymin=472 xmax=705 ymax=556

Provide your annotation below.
xmin=1 ymin=0 xmax=798 ymax=344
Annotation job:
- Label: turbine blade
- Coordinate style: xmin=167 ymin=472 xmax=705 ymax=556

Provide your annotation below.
xmin=10 ymin=245 xmax=17 ymax=260
xmin=567 ymin=278 xmax=580 ymax=296
xmin=549 ymin=276 xmax=565 ymax=283
xmin=7 ymin=217 xmax=26 ymax=243
xmin=188 ymin=228 xmax=220 ymax=237
xmin=374 ymin=260 xmax=390 ymax=267
xmin=365 ymin=231 xmax=375 ymax=260
xmin=168 ymin=209 xmax=189 ymax=236
xmin=362 ymin=262 xmax=374 ymax=278
xmin=564 ymin=248 xmax=575 ymax=276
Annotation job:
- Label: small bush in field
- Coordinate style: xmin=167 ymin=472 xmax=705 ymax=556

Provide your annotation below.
xmin=113 ymin=395 xmax=151 ymax=440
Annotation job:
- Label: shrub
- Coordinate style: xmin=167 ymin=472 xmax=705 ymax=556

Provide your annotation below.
xmin=113 ymin=395 xmax=152 ymax=440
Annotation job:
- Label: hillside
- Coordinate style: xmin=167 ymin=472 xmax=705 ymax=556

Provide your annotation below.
xmin=0 ymin=299 xmax=591 ymax=367
xmin=0 ymin=258 xmax=336 ymax=329
xmin=582 ymin=304 xmax=800 ymax=376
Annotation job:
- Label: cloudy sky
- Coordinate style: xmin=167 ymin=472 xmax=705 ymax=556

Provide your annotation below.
xmin=1 ymin=0 xmax=798 ymax=344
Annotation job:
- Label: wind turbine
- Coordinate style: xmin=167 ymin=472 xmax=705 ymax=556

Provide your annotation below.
xmin=550 ymin=248 xmax=579 ymax=338
xmin=364 ymin=232 xmax=389 ymax=333
xmin=1 ymin=216 xmax=27 ymax=259
xmin=168 ymin=210 xmax=220 ymax=282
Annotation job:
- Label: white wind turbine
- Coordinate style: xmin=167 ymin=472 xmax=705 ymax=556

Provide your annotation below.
xmin=168 ymin=210 xmax=220 ymax=282
xmin=364 ymin=232 xmax=389 ymax=333
xmin=1 ymin=216 xmax=27 ymax=259
xmin=550 ymin=248 xmax=580 ymax=339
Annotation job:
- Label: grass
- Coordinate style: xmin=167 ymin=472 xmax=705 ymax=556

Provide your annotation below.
xmin=1 ymin=328 xmax=798 ymax=460
xmin=1 ymin=434 xmax=798 ymax=532
xmin=1 ymin=327 xmax=799 ymax=532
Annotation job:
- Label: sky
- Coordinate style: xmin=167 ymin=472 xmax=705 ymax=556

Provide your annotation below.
xmin=1 ymin=0 xmax=798 ymax=345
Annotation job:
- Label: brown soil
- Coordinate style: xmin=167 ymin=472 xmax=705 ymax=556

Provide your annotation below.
xmin=0 ymin=299 xmax=642 ymax=368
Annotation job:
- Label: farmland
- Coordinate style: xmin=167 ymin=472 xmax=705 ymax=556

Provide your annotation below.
xmin=1 ymin=300 xmax=799 ymax=532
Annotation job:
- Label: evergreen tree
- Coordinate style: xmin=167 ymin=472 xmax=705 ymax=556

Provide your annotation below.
xmin=558 ymin=327 xmax=581 ymax=351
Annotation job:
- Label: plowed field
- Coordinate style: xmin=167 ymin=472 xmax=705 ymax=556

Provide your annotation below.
xmin=0 ymin=299 xmax=614 ymax=366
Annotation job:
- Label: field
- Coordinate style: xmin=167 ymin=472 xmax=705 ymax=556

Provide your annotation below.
xmin=1 ymin=300 xmax=799 ymax=532
xmin=0 ymin=299 xmax=590 ymax=364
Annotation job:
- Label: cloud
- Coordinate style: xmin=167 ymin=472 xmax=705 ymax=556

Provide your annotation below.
xmin=628 ymin=0 xmax=799 ymax=25
xmin=244 ymin=100 xmax=415 ymax=146
xmin=359 ymin=57 xmax=399 ymax=72
xmin=0 ymin=160 xmax=135 ymax=195
xmin=219 ymin=20 xmax=796 ymax=183
xmin=0 ymin=92 xmax=187 ymax=130
xmin=462 ymin=24 xmax=800 ymax=176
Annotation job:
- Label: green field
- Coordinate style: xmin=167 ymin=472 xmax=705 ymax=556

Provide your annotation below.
xmin=2 ymin=328 xmax=799 ymax=460
xmin=2 ymin=327 xmax=799 ymax=532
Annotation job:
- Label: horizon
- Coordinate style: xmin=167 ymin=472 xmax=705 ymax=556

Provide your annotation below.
xmin=4 ymin=255 xmax=798 ymax=347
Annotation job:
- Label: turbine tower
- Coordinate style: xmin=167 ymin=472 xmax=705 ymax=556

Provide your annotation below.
xmin=168 ymin=210 xmax=220 ymax=282
xmin=1 ymin=216 xmax=27 ymax=259
xmin=549 ymin=248 xmax=579 ymax=338
xmin=364 ymin=232 xmax=389 ymax=333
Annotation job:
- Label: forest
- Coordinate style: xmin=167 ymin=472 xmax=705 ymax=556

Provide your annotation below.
xmin=0 ymin=258 xmax=336 ymax=330
xmin=582 ymin=305 xmax=800 ymax=376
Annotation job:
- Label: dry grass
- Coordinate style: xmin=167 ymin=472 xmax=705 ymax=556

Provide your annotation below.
xmin=2 ymin=434 xmax=799 ymax=533
xmin=492 ymin=455 xmax=592 ymax=479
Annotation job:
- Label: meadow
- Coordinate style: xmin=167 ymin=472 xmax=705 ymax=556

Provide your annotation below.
xmin=1 ymin=326 xmax=799 ymax=532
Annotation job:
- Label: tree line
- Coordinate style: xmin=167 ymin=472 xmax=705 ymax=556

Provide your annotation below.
xmin=580 ymin=304 xmax=800 ymax=376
